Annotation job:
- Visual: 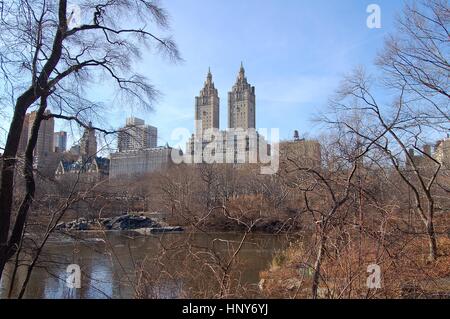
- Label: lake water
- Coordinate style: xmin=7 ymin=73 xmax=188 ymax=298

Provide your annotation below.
xmin=0 ymin=232 xmax=291 ymax=299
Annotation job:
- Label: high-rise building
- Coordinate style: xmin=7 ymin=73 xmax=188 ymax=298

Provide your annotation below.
xmin=17 ymin=110 xmax=58 ymax=176
xmin=118 ymin=117 xmax=157 ymax=152
xmin=29 ymin=111 xmax=55 ymax=160
xmin=80 ymin=122 xmax=97 ymax=159
xmin=18 ymin=111 xmax=55 ymax=157
xmin=54 ymin=131 xmax=67 ymax=153
xmin=228 ymin=63 xmax=256 ymax=130
xmin=195 ymin=68 xmax=220 ymax=136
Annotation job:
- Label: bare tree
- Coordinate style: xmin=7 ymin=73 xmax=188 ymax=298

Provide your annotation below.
xmin=0 ymin=0 xmax=180 ymax=281
xmin=327 ymin=68 xmax=446 ymax=261
xmin=377 ymin=0 xmax=449 ymax=121
xmin=283 ymin=133 xmax=365 ymax=298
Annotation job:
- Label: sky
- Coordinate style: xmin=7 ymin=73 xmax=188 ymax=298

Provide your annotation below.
xmin=2 ymin=0 xmax=409 ymax=151
xmin=119 ymin=0 xmax=405 ymax=149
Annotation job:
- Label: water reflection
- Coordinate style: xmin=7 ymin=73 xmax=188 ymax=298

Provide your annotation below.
xmin=1 ymin=232 xmax=289 ymax=299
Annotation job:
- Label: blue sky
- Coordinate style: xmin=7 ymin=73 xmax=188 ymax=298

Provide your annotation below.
xmin=3 ymin=0 xmax=409 ymax=151
xmin=122 ymin=0 xmax=406 ymax=149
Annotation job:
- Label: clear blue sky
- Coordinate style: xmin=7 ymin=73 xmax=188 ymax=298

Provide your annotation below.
xmin=3 ymin=0 xmax=410 ymax=151
xmin=120 ymin=0 xmax=406 ymax=149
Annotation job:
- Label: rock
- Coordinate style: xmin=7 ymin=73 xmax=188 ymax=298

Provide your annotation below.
xmin=103 ymin=214 xmax=161 ymax=230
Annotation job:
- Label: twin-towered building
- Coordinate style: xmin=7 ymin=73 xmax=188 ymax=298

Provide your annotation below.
xmin=195 ymin=63 xmax=256 ymax=135
xmin=110 ymin=64 xmax=262 ymax=178
xmin=188 ymin=64 xmax=270 ymax=165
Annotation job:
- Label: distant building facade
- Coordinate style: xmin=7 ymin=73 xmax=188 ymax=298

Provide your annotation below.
xmin=55 ymin=123 xmax=109 ymax=182
xmin=54 ymin=131 xmax=67 ymax=153
xmin=435 ymin=136 xmax=450 ymax=169
xmin=405 ymin=145 xmax=434 ymax=171
xmin=18 ymin=110 xmax=59 ymax=176
xmin=79 ymin=122 xmax=97 ymax=159
xmin=69 ymin=144 xmax=81 ymax=156
xmin=109 ymin=146 xmax=174 ymax=179
xmin=280 ymin=135 xmax=322 ymax=169
xmin=118 ymin=117 xmax=157 ymax=152
xmin=28 ymin=111 xmax=55 ymax=159
xmin=187 ymin=130 xmax=270 ymax=164
xmin=55 ymin=156 xmax=110 ymax=183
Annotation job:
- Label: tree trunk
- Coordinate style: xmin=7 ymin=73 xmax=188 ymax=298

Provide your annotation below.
xmin=9 ymin=97 xmax=48 ymax=259
xmin=0 ymin=90 xmax=38 ymax=280
xmin=426 ymin=219 xmax=438 ymax=262
xmin=312 ymin=233 xmax=327 ymax=299
xmin=0 ymin=0 xmax=66 ymax=281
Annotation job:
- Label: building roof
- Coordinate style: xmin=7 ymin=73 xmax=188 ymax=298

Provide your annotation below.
xmin=59 ymin=156 xmax=110 ymax=174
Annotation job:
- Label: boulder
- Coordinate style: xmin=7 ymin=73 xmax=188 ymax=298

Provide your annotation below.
xmin=103 ymin=214 xmax=161 ymax=230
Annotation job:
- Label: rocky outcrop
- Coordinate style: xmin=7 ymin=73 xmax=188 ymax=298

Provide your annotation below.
xmin=56 ymin=214 xmax=183 ymax=233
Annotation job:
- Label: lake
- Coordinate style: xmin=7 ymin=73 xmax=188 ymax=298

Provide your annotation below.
xmin=0 ymin=231 xmax=292 ymax=299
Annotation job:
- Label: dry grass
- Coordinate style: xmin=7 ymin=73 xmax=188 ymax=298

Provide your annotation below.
xmin=259 ymin=234 xmax=450 ymax=299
